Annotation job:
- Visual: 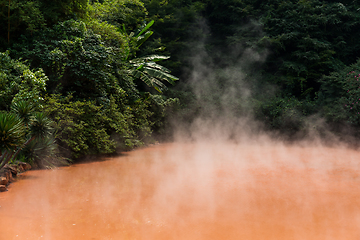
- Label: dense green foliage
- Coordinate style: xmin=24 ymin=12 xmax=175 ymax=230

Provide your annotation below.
xmin=320 ymin=59 xmax=360 ymax=125
xmin=1 ymin=0 xmax=360 ymax=168
xmin=0 ymin=51 xmax=47 ymax=110
xmin=15 ymin=19 xmax=124 ymax=99
xmin=259 ymin=1 xmax=360 ymax=97
xmin=141 ymin=0 xmax=360 ymax=137
xmin=0 ymin=0 xmax=179 ymax=169
xmin=0 ymin=101 xmax=55 ymax=169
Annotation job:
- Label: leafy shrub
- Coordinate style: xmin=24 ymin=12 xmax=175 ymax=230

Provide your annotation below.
xmin=320 ymin=58 xmax=360 ymax=125
xmin=0 ymin=51 xmax=47 ymax=110
xmin=44 ymin=94 xmax=117 ymax=158
xmin=13 ymin=20 xmax=126 ymax=101
xmin=43 ymin=92 xmax=170 ymax=158
xmin=257 ymin=95 xmax=316 ymax=133
xmin=18 ymin=136 xmax=67 ymax=169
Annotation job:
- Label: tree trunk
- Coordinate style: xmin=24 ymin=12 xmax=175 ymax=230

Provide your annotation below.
xmin=0 ymin=150 xmax=14 ymax=170
xmin=0 ymin=150 xmax=10 ymax=164
xmin=8 ymin=0 xmax=10 ymax=44
xmin=8 ymin=136 xmax=36 ymax=165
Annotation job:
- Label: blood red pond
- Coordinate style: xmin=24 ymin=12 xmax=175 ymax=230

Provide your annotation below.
xmin=1 ymin=142 xmax=360 ymax=240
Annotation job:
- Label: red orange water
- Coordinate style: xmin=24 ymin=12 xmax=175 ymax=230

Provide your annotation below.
xmin=0 ymin=142 xmax=360 ymax=239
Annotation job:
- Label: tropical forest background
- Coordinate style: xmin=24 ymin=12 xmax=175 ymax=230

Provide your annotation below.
xmin=1 ymin=0 xmax=360 ymax=169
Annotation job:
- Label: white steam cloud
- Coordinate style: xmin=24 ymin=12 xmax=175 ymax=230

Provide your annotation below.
xmin=174 ymin=18 xmax=269 ymax=143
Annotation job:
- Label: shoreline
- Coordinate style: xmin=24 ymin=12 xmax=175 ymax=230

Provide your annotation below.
xmin=0 ymin=162 xmax=31 ymax=192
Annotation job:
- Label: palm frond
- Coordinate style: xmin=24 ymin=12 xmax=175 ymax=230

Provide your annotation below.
xmin=29 ymin=112 xmax=53 ymax=139
xmin=135 ymin=20 xmax=155 ymax=38
xmin=142 ymin=66 xmax=179 ymax=85
xmin=11 ymin=100 xmax=34 ymax=125
xmin=144 ymin=62 xmax=171 ymax=73
xmin=0 ymin=112 xmax=25 ymax=152
xmin=128 ymin=54 xmax=179 ymax=92
xmin=138 ymin=71 xmax=166 ymax=92
xmin=136 ymin=70 xmax=153 ymax=88
xmin=130 ymin=55 xmax=170 ymax=63
xmin=136 ymin=31 xmax=153 ymax=48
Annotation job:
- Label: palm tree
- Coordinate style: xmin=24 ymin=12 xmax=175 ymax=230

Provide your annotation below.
xmin=0 ymin=102 xmax=53 ymax=170
xmin=123 ymin=20 xmax=179 ymax=92
xmin=0 ymin=112 xmax=25 ymax=169
xmin=11 ymin=100 xmax=34 ymax=126
xmin=129 ymin=55 xmax=179 ymax=92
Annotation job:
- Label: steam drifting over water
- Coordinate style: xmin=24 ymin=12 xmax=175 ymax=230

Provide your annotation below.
xmin=1 ymin=142 xmax=360 ymax=239
xmin=173 ymin=18 xmax=271 ymax=143
xmin=174 ymin=18 xmax=345 ymax=145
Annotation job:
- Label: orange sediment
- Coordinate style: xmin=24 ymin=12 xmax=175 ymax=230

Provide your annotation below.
xmin=0 ymin=142 xmax=359 ymax=240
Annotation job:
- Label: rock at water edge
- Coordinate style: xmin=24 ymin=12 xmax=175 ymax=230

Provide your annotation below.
xmin=0 ymin=185 xmax=7 ymax=192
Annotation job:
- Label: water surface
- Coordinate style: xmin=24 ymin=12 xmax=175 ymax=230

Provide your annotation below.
xmin=1 ymin=142 xmax=360 ymax=239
